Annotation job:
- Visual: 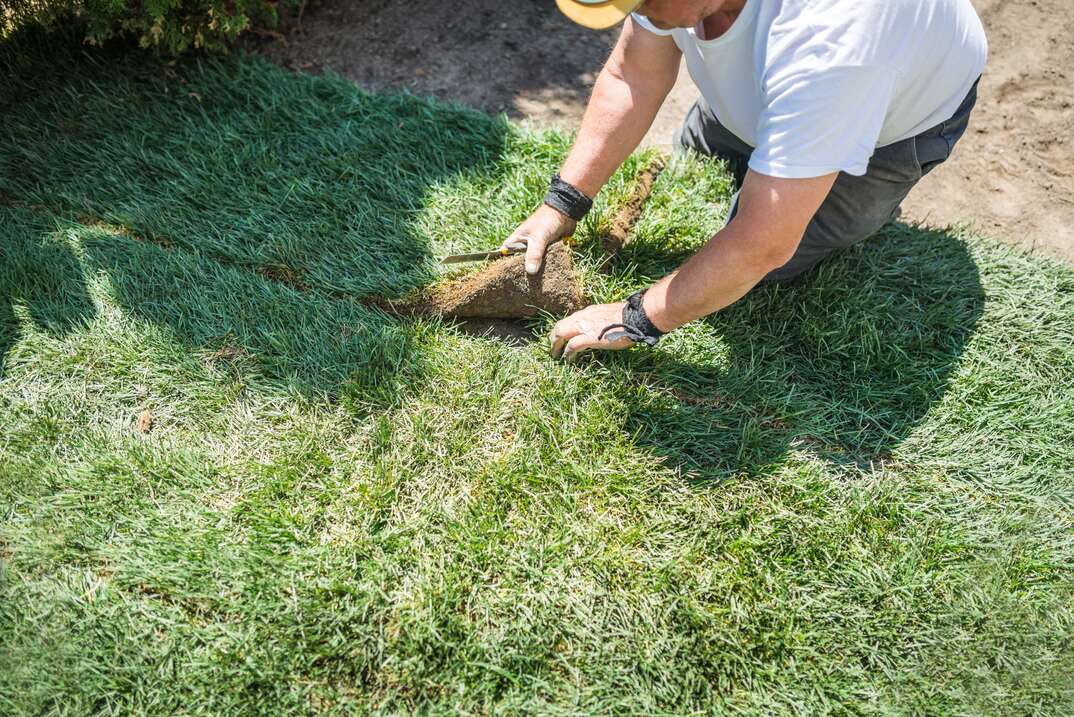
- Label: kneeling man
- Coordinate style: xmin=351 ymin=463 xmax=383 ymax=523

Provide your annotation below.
xmin=504 ymin=0 xmax=986 ymax=360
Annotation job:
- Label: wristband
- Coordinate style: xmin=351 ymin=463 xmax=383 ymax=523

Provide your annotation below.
xmin=597 ymin=290 xmax=666 ymax=347
xmin=543 ymin=173 xmax=593 ymax=222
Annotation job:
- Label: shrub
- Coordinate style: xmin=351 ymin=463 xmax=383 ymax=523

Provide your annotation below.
xmin=0 ymin=0 xmax=301 ymax=53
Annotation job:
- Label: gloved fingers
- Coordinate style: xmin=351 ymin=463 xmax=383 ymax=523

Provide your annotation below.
xmin=561 ymin=333 xmax=597 ymax=363
xmin=500 ymin=234 xmax=528 ymax=252
xmin=500 ymin=231 xmax=550 ymax=271
xmin=562 ymin=330 xmax=635 ymax=362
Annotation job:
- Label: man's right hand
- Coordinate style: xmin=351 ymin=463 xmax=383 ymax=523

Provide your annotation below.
xmin=501 ymin=204 xmax=577 ymax=275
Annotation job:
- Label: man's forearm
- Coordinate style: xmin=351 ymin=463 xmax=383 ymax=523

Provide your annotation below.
xmin=642 ymin=221 xmax=792 ymax=332
xmin=642 ymin=171 xmax=838 ymax=332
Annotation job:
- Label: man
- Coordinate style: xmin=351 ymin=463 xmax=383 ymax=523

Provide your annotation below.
xmin=503 ymin=0 xmax=986 ymax=361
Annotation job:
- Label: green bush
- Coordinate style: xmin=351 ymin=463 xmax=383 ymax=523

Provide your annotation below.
xmin=0 ymin=0 xmax=301 ymax=53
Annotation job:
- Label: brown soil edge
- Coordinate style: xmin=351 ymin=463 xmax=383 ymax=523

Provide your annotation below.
xmin=598 ymin=156 xmax=667 ymax=265
xmin=366 ymin=242 xmax=586 ymax=320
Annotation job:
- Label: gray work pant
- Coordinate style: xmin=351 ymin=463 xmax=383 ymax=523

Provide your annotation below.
xmin=675 ymin=80 xmax=979 ymax=281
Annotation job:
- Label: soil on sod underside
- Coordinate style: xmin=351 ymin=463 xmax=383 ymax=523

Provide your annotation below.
xmin=372 ymin=157 xmax=666 ymax=335
xmin=599 ymin=158 xmax=666 ymax=257
xmin=380 ymin=242 xmax=586 ymax=320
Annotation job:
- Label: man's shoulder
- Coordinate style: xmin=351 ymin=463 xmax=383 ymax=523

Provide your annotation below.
xmin=766 ymin=0 xmax=972 ymax=42
xmin=762 ymin=0 xmax=928 ymax=67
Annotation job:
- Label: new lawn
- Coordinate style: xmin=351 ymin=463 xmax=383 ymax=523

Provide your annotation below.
xmin=1 ymin=32 xmax=1072 ymax=716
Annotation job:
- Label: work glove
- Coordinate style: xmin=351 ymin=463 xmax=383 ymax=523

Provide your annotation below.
xmin=500 ymin=204 xmax=576 ymax=275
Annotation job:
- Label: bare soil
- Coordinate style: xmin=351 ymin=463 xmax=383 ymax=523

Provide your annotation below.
xmin=135 ymin=409 xmax=154 ymax=434
xmin=369 ymin=158 xmax=663 ymax=329
xmin=259 ymin=0 xmax=1074 ymax=262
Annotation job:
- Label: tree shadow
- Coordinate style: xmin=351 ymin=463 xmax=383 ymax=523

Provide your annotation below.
xmin=617 ymin=222 xmax=985 ymax=481
xmin=0 ymin=209 xmax=98 ymax=378
xmin=0 ymin=28 xmax=519 ymax=400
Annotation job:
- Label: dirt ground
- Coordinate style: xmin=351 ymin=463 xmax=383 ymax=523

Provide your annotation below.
xmin=259 ymin=0 xmax=1074 ymax=262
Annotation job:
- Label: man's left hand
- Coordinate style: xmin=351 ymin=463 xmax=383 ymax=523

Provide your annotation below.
xmin=550 ymin=302 xmax=636 ymax=362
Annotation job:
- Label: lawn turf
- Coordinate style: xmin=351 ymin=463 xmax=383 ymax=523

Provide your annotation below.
xmin=1 ymin=31 xmax=1073 ymax=716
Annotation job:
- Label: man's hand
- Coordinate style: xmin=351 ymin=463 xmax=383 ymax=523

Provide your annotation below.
xmin=501 ymin=204 xmax=576 ymax=275
xmin=550 ymin=302 xmax=635 ymax=362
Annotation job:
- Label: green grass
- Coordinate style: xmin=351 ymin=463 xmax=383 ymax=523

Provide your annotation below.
xmin=2 ymin=30 xmax=1073 ymax=716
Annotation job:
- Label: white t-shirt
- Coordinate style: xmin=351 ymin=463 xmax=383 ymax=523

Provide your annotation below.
xmin=634 ymin=0 xmax=987 ymax=178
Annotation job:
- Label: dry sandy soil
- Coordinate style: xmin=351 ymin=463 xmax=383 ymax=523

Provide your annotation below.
xmin=259 ymin=0 xmax=1074 ymax=262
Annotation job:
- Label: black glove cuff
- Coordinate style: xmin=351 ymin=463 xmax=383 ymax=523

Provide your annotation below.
xmin=543 ymin=173 xmax=593 ymax=222
xmin=597 ymin=290 xmax=666 ymax=347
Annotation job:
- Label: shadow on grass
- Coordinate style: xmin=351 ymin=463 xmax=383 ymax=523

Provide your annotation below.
xmin=619 ymin=222 xmax=985 ymax=480
xmin=0 ymin=209 xmax=98 ymax=377
xmin=0 ymin=28 xmax=521 ymax=398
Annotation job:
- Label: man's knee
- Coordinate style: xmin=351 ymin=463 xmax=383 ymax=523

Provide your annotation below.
xmin=760 ymin=81 xmax=979 ymax=285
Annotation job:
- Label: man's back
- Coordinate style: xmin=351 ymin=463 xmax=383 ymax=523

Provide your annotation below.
xmin=636 ymin=0 xmax=987 ymax=177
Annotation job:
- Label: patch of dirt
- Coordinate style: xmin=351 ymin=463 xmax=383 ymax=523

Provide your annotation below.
xmin=256 ymin=264 xmax=308 ymax=291
xmin=372 ymin=158 xmax=666 ymax=329
xmin=258 ymin=0 xmax=1073 ymax=262
xmin=256 ymin=0 xmax=620 ymax=121
xmin=380 ymin=242 xmax=586 ymax=320
xmin=211 ymin=343 xmax=246 ymax=363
